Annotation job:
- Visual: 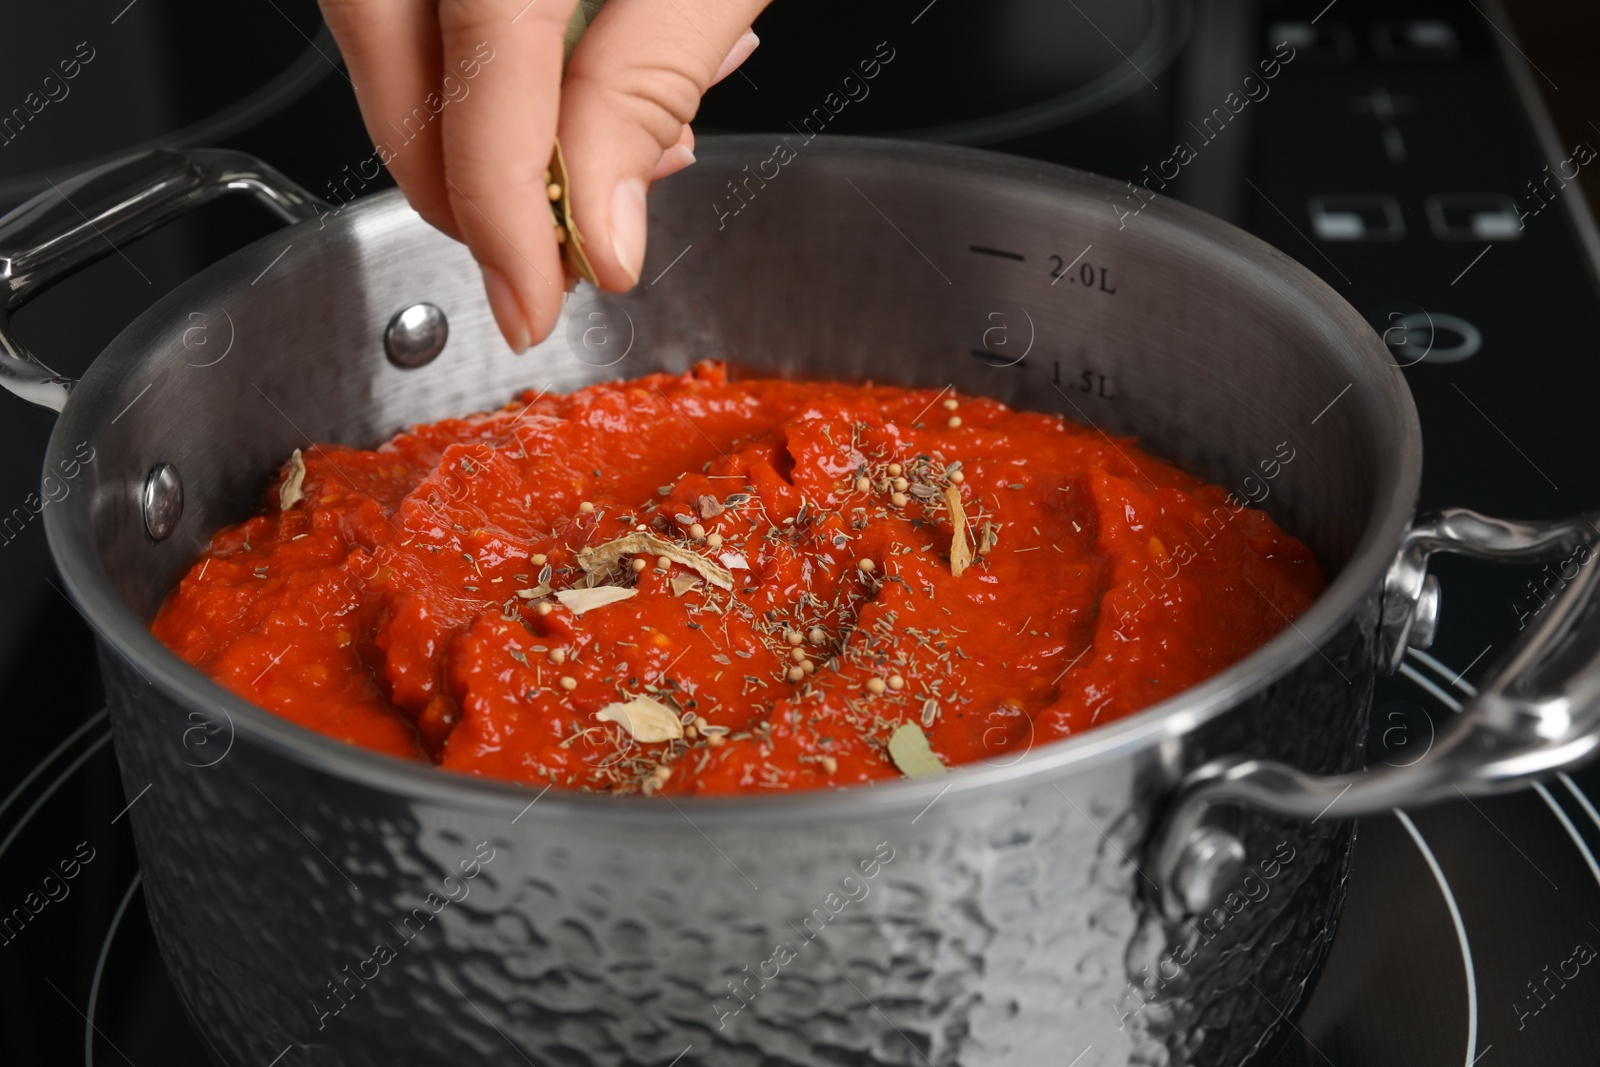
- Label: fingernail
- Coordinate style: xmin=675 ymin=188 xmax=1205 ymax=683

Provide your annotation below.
xmin=480 ymin=265 xmax=531 ymax=353
xmin=713 ymin=30 xmax=760 ymax=86
xmin=651 ymin=143 xmax=697 ymax=182
xmin=610 ymin=178 xmax=647 ymax=286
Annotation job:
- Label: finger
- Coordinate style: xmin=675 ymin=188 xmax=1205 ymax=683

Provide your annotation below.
xmin=318 ymin=0 xmax=458 ymax=239
xmin=649 ymin=124 xmax=695 ymax=182
xmin=437 ymin=0 xmax=578 ymax=351
xmin=560 ymin=0 xmax=771 ymax=289
xmin=711 ymin=29 xmax=760 ymax=87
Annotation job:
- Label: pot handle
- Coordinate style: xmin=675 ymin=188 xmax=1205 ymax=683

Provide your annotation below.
xmin=1150 ymin=507 xmax=1600 ymax=919
xmin=0 ymin=148 xmax=323 ymax=413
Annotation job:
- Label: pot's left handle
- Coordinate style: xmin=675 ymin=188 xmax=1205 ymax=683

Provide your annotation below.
xmin=0 ymin=148 xmax=324 ymax=412
xmin=1150 ymin=507 xmax=1600 ymax=919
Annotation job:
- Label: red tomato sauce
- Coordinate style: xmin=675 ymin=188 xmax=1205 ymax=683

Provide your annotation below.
xmin=151 ymin=363 xmax=1323 ymax=794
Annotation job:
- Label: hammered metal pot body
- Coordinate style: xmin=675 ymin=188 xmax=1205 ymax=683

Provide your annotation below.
xmin=44 ymin=138 xmax=1419 ymax=1066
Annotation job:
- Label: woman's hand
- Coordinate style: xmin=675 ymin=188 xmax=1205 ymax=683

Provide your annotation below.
xmin=318 ymin=0 xmax=765 ymax=350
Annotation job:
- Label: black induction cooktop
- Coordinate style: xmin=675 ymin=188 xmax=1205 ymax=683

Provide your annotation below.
xmin=2 ymin=1 xmax=1599 ymax=1065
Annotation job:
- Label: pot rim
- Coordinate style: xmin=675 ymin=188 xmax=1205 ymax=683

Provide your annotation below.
xmin=43 ymin=135 xmax=1421 ymax=826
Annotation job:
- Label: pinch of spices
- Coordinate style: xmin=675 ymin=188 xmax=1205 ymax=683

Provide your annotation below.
xmin=949 ymin=470 xmax=965 ymax=484
xmin=942 ymin=398 xmax=959 ymax=411
xmin=947 ymin=416 xmax=963 ymax=429
xmin=888 ymin=674 xmax=906 ymax=691
xmin=808 ymin=627 xmax=826 ymax=645
xmin=787 ymin=666 xmax=804 ymax=682
xmin=706 ymin=532 xmax=724 ymax=549
xmin=559 ymin=676 xmax=578 ymax=691
xmin=536 ymin=602 xmax=554 ymax=616
xmin=579 ymin=501 xmax=595 ymax=514
xmin=785 ymin=630 xmax=804 ymax=645
xmin=820 ymin=755 xmax=839 ymax=775
xmin=855 ymin=476 xmax=871 ymax=492
xmin=546 ymin=182 xmax=562 ymax=201
xmin=689 ymin=523 xmax=706 ymax=540
xmin=858 ymin=558 xmax=876 ymax=574
xmin=631 ymin=558 xmax=648 ymax=573
xmin=531 ymin=553 xmax=549 ymax=566
xmin=549 ymin=648 xmax=567 ymax=665
xmin=866 ymin=678 xmax=887 ymax=695
xmin=891 ymin=492 xmax=908 ymax=507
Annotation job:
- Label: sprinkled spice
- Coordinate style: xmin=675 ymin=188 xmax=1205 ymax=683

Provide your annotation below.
xmin=278 ymin=449 xmax=307 ymax=511
xmin=152 ymin=361 xmax=1324 ymax=795
xmin=888 ymin=722 xmax=946 ymax=778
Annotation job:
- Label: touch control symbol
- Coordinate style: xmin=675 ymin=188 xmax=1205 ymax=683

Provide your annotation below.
xmin=1268 ymin=21 xmax=1355 ymax=62
xmin=1310 ymin=195 xmax=1405 ymax=241
xmin=1373 ymin=21 xmax=1460 ymax=62
xmin=1426 ymin=196 xmax=1522 ymax=242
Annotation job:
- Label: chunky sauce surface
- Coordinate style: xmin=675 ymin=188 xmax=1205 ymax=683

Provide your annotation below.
xmin=152 ymin=364 xmax=1322 ymax=794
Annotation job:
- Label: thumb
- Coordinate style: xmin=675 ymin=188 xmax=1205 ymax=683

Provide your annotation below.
xmin=558 ymin=0 xmax=768 ymax=289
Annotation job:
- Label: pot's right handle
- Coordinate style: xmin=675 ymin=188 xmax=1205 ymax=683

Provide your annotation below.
xmin=0 ymin=148 xmax=323 ymax=413
xmin=1150 ymin=507 xmax=1600 ymax=919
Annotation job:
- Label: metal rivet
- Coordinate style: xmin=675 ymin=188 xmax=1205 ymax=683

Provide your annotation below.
xmin=1408 ymin=573 xmax=1442 ymax=651
xmin=384 ymin=302 xmax=448 ymax=368
xmin=1171 ymin=827 xmax=1246 ymax=916
xmin=143 ymin=462 xmax=184 ymax=542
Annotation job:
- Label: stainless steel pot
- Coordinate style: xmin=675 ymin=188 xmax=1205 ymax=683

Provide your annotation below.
xmin=4 ymin=138 xmax=1598 ymax=1067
